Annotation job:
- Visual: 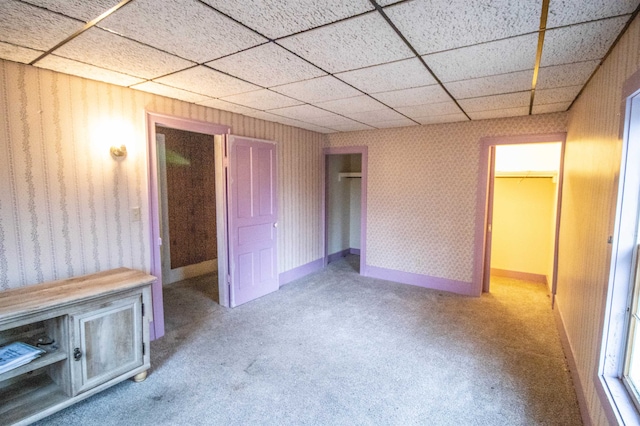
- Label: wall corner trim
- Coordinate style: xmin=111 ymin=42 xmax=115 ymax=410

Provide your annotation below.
xmin=365 ymin=265 xmax=478 ymax=296
xmin=279 ymin=258 xmax=325 ymax=286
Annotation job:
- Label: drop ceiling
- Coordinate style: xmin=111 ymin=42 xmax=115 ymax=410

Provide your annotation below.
xmin=1 ymin=0 xmax=638 ymax=133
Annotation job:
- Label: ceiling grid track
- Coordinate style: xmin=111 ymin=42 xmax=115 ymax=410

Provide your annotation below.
xmin=28 ymin=0 xmax=135 ymax=66
xmin=199 ymin=1 xmax=421 ymax=127
xmin=3 ymin=0 xmax=634 ymax=132
xmin=529 ymin=0 xmax=550 ymax=115
xmin=568 ymin=3 xmax=640 ymax=110
xmin=271 ymin=43 xmax=423 ymax=126
xmin=368 ymin=0 xmax=472 ymax=121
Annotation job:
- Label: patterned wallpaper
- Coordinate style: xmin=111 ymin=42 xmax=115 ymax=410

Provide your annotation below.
xmin=0 ymin=59 xmax=325 ymax=290
xmin=327 ymin=113 xmax=567 ymax=283
xmin=555 ymin=14 xmax=640 ymax=426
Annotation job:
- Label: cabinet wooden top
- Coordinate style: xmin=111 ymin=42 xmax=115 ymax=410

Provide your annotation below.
xmin=0 ymin=268 xmax=156 ymax=322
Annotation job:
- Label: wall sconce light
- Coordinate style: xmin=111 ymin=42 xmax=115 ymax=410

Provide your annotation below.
xmin=110 ymin=145 xmax=127 ymax=159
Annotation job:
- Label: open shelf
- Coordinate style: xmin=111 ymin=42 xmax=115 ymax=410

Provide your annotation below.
xmin=0 ymin=349 xmax=67 ymax=382
xmin=0 ymin=268 xmax=154 ymax=425
xmin=0 ymin=373 xmax=69 ymax=424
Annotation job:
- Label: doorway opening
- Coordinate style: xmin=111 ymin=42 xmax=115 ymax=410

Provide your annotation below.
xmin=156 ymin=125 xmax=217 ymax=287
xmin=323 ymin=146 xmax=368 ymax=276
xmin=474 ymin=133 xmax=566 ymax=301
xmin=146 ymin=112 xmax=230 ymax=340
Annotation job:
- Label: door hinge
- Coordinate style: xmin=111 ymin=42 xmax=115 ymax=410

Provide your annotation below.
xmin=141 ymin=303 xmax=145 ymax=317
xmin=142 ymin=342 xmax=145 ymax=356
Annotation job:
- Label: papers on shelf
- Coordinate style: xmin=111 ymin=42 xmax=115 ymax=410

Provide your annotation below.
xmin=0 ymin=342 xmax=46 ymax=374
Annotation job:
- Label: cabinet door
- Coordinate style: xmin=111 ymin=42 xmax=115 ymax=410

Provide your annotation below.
xmin=70 ymin=295 xmax=143 ymax=395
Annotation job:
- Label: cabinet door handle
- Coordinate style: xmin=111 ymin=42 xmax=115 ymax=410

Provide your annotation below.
xmin=73 ymin=348 xmax=82 ymax=361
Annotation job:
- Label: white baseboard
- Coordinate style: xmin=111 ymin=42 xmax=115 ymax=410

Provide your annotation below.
xmin=167 ymin=260 xmax=217 ymax=284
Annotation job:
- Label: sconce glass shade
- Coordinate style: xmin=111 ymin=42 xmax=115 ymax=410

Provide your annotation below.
xmin=110 ymin=145 xmax=127 ymax=159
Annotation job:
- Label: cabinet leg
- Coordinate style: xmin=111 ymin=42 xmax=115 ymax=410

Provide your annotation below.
xmin=132 ymin=370 xmax=148 ymax=382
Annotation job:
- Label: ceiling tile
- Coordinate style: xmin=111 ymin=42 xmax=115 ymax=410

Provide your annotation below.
xmin=384 ymin=0 xmax=539 ymax=55
xmin=0 ymin=41 xmax=41 ymax=63
xmin=335 ymin=58 xmax=436 ymax=93
xmin=468 ymin=107 xmax=529 ymax=120
xmin=344 ymin=108 xmax=407 ymax=125
xmin=327 ymin=122 xmax=375 ymax=132
xmin=243 ymin=110 xmax=301 ymax=123
xmin=220 ymin=89 xmax=302 ymax=110
xmin=0 ymin=1 xmax=83 ymax=51
xmin=547 ymin=0 xmax=639 ymax=28
xmin=201 ymin=0 xmax=374 ymax=39
xmin=374 ymin=118 xmax=418 ymax=129
xmin=249 ymin=110 xmax=334 ymax=133
xmin=537 ymin=60 xmax=599 ymax=89
xmin=54 ymin=27 xmax=194 ymax=79
xmin=271 ymin=76 xmax=361 ymax=103
xmin=36 ymin=55 xmax=145 ymax=86
xmin=252 ymin=112 xmax=334 ymax=133
xmin=154 ymin=66 xmax=259 ymax=98
xmin=371 ymin=85 xmax=451 ymax=108
xmin=446 ymin=70 xmax=533 ymax=99
xmin=534 ymin=85 xmax=583 ymax=105
xmin=278 ymin=12 xmax=413 ymax=73
xmin=268 ymin=104 xmax=334 ymax=121
xmin=315 ymin=95 xmax=386 ymax=115
xmin=131 ymin=81 xmax=211 ymax=103
xmin=416 ymin=113 xmax=470 ymax=125
xmin=459 ymin=92 xmax=530 ymax=112
xmin=98 ymin=0 xmax=266 ymax=64
xmin=304 ymin=115 xmax=366 ymax=128
xmin=541 ymin=16 xmax=628 ymax=66
xmin=396 ymin=101 xmax=463 ymax=118
xmin=196 ymin=99 xmax=261 ymax=116
xmin=532 ymin=102 xmax=572 ymax=114
xmin=207 ymin=43 xmax=325 ymax=88
xmin=21 ymin=0 xmax=121 ymax=22
xmin=424 ymin=34 xmax=538 ymax=82
xmin=295 ymin=123 xmax=336 ymax=134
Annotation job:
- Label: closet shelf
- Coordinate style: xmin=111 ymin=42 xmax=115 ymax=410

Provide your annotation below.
xmin=338 ymin=172 xmax=362 ymax=181
xmin=494 ymin=171 xmax=557 ymax=178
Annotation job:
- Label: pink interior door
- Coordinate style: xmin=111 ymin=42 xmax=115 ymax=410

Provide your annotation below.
xmin=227 ymin=135 xmax=278 ymax=307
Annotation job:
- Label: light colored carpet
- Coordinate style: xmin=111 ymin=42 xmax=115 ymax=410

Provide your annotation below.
xmin=36 ymin=255 xmax=582 ymax=425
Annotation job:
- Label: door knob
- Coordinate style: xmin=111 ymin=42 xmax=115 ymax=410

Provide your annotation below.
xmin=273 ymin=223 xmax=278 ymax=228
xmin=73 ymin=348 xmax=82 ymax=361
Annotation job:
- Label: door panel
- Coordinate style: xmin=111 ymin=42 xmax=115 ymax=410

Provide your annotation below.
xmin=71 ymin=295 xmax=143 ymax=395
xmin=227 ymin=135 xmax=278 ymax=307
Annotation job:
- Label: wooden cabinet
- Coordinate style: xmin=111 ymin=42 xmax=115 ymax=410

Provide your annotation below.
xmin=0 ymin=268 xmax=155 ymax=425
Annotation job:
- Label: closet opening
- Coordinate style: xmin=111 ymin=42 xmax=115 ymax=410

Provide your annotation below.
xmin=475 ymin=133 xmax=566 ymax=303
xmin=323 ymin=147 xmax=368 ymax=276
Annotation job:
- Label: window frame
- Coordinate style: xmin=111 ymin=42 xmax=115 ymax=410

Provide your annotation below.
xmin=622 ymin=244 xmax=640 ymax=413
xmin=598 ymin=71 xmax=640 ymax=425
